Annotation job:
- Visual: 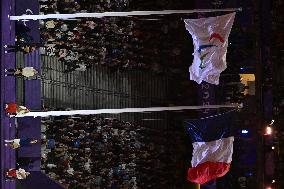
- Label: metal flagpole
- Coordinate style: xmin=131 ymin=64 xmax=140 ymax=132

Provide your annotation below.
xmin=10 ymin=8 xmax=242 ymax=21
xmin=15 ymin=104 xmax=242 ymax=118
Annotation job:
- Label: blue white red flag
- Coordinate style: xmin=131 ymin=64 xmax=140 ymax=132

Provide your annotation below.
xmin=185 ymin=112 xmax=235 ymax=184
xmin=184 ymin=13 xmax=236 ymax=85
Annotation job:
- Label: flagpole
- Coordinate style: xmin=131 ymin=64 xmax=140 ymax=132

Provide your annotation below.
xmin=15 ymin=104 xmax=241 ymax=118
xmin=10 ymin=8 xmax=242 ymax=21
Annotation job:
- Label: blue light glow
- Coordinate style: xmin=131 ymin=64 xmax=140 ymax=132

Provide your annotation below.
xmin=241 ymin=129 xmax=249 ymax=134
xmin=245 ymin=172 xmax=253 ymax=176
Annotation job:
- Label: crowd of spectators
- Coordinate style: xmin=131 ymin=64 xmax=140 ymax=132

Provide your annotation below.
xmin=41 ymin=115 xmax=187 ymax=189
xmin=40 ymin=17 xmax=145 ymax=72
xmin=39 ymin=0 xmax=147 ymax=73
xmin=39 ymin=0 xmax=132 ymax=13
xmin=38 ymin=0 xmax=190 ymax=74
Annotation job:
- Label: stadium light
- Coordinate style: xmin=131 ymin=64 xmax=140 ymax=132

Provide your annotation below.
xmin=265 ymin=126 xmax=272 ymax=135
xmin=241 ymin=129 xmax=249 ymax=134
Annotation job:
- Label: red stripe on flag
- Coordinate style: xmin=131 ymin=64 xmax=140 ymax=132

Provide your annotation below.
xmin=209 ymin=33 xmax=225 ymax=43
xmin=187 ymin=161 xmax=231 ymax=184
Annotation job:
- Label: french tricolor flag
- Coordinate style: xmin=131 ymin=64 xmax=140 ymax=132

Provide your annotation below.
xmin=185 ymin=112 xmax=235 ymax=184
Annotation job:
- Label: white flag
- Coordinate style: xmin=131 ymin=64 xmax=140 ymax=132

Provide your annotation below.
xmin=184 ymin=13 xmax=236 ymax=85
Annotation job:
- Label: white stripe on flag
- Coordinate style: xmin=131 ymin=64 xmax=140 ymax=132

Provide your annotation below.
xmin=191 ymin=136 xmax=234 ymax=167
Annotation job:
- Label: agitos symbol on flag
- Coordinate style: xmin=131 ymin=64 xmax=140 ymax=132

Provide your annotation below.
xmin=184 ymin=13 xmax=236 ymax=85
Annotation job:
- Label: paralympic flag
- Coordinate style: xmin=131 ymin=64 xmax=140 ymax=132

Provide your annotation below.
xmin=185 ymin=112 xmax=235 ymax=184
xmin=184 ymin=13 xmax=236 ymax=85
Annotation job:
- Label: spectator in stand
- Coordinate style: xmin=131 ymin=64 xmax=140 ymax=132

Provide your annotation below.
xmin=4 ymin=43 xmax=42 ymax=54
xmin=5 ymin=67 xmax=38 ymax=79
xmin=4 ymin=103 xmax=30 ymax=117
xmin=4 ymin=138 xmax=38 ymax=149
xmin=6 ymin=168 xmax=30 ymax=180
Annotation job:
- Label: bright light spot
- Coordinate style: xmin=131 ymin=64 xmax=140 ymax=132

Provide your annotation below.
xmin=272 ymin=146 xmax=275 ymax=150
xmin=241 ymin=129 xmax=249 ymax=134
xmin=240 ymin=67 xmax=244 ymax=70
xmin=270 ymin=120 xmax=275 ymax=125
xmin=266 ymin=187 xmax=272 ymax=189
xmin=272 ymin=180 xmax=275 ymax=183
xmin=266 ymin=126 xmax=272 ymax=135
xmin=245 ymin=172 xmax=253 ymax=176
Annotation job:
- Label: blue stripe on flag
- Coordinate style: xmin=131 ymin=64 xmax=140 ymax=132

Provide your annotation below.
xmin=185 ymin=112 xmax=235 ymax=142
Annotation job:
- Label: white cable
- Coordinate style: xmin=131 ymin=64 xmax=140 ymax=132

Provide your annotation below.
xmin=10 ymin=8 xmax=242 ymax=21
xmin=15 ymin=104 xmax=240 ymax=118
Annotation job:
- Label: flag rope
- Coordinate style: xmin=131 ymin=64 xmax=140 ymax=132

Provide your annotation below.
xmin=15 ymin=104 xmax=241 ymax=118
xmin=10 ymin=8 xmax=242 ymax=21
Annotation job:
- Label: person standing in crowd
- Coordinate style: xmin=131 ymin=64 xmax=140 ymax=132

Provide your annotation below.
xmin=6 ymin=168 xmax=30 ymax=180
xmin=4 ymin=138 xmax=38 ymax=149
xmin=5 ymin=67 xmax=38 ymax=79
xmin=4 ymin=103 xmax=30 ymax=117
xmin=45 ymin=20 xmax=57 ymax=30
xmin=4 ymin=43 xmax=43 ymax=54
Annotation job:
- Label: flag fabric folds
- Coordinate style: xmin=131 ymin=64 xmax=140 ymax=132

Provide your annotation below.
xmin=185 ymin=112 xmax=235 ymax=184
xmin=184 ymin=13 xmax=236 ymax=85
